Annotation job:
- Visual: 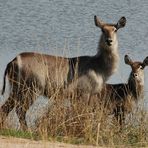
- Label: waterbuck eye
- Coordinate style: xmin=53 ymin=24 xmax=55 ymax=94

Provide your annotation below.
xmin=114 ymin=28 xmax=117 ymax=32
xmin=113 ymin=27 xmax=117 ymax=32
xmin=140 ymin=66 xmax=143 ymax=70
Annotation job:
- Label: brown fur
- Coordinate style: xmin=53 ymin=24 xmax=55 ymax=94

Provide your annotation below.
xmin=100 ymin=55 xmax=148 ymax=126
xmin=0 ymin=16 xmax=126 ymax=130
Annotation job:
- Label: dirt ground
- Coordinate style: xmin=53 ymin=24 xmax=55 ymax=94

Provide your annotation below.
xmin=0 ymin=136 xmax=98 ymax=148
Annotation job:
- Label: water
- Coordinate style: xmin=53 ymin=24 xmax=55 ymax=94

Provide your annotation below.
xmin=0 ymin=0 xmax=148 ymax=128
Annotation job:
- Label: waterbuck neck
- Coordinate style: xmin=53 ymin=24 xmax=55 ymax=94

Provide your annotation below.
xmin=128 ymin=72 xmax=144 ymax=100
xmin=95 ymin=35 xmax=119 ymax=80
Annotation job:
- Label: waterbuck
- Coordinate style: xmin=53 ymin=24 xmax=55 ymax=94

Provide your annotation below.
xmin=0 ymin=16 xmax=126 ymax=130
xmin=103 ymin=55 xmax=148 ymax=126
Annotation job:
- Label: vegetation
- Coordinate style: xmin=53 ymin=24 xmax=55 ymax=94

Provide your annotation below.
xmin=36 ymin=93 xmax=148 ymax=147
xmin=0 ymin=128 xmax=37 ymax=140
xmin=0 ymin=87 xmax=148 ymax=147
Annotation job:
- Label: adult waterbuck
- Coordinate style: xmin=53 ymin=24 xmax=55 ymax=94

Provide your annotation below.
xmin=0 ymin=16 xmax=126 ymax=130
xmin=103 ymin=55 xmax=148 ymax=126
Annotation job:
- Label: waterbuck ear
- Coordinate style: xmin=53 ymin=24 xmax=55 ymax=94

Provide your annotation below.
xmin=94 ymin=15 xmax=104 ymax=28
xmin=116 ymin=16 xmax=126 ymax=29
xmin=124 ymin=55 xmax=133 ymax=65
xmin=142 ymin=56 xmax=148 ymax=68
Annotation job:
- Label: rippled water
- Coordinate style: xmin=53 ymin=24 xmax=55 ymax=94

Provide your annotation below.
xmin=0 ymin=0 xmax=148 ymax=128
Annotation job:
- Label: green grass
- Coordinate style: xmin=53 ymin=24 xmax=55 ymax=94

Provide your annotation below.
xmin=0 ymin=129 xmax=38 ymax=140
xmin=0 ymin=129 xmax=87 ymax=145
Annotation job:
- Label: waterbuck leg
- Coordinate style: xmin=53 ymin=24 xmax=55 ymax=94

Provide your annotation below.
xmin=114 ymin=106 xmax=120 ymax=125
xmin=16 ymin=104 xmax=28 ymax=131
xmin=15 ymin=93 xmax=36 ymax=131
xmin=119 ymin=107 xmax=125 ymax=128
xmin=0 ymin=94 xmax=15 ymax=128
xmin=114 ymin=106 xmax=125 ymax=129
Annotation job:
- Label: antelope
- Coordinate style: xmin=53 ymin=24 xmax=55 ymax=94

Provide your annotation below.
xmin=0 ymin=16 xmax=126 ymax=130
xmin=103 ymin=55 xmax=148 ymax=126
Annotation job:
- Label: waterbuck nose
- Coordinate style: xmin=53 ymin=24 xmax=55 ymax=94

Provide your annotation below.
xmin=107 ymin=38 xmax=112 ymax=42
xmin=106 ymin=38 xmax=112 ymax=46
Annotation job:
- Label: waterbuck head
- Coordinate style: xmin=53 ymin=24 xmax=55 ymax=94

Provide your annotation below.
xmin=125 ymin=55 xmax=148 ymax=85
xmin=94 ymin=16 xmax=126 ymax=46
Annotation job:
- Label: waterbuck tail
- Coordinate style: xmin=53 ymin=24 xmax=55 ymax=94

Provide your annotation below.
xmin=1 ymin=63 xmax=9 ymax=95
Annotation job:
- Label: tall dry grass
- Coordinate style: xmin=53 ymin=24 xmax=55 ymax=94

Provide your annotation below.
xmin=0 ymin=84 xmax=147 ymax=147
xmin=35 ymin=87 xmax=148 ymax=147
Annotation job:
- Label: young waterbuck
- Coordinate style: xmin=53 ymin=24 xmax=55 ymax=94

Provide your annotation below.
xmin=103 ymin=55 xmax=148 ymax=126
xmin=0 ymin=16 xmax=126 ymax=130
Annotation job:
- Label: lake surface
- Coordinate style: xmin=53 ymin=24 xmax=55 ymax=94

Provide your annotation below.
xmin=0 ymin=0 xmax=148 ymax=128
